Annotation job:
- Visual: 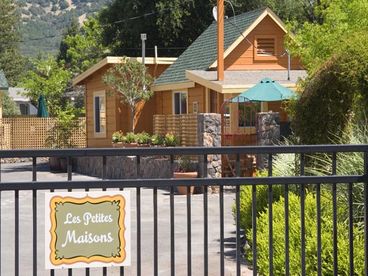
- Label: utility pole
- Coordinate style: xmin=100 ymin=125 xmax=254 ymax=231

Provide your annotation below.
xmin=141 ymin=33 xmax=147 ymax=66
xmin=217 ymin=0 xmax=224 ymax=81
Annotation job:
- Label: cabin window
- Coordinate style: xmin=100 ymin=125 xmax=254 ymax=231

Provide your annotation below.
xmin=238 ymin=102 xmax=261 ymax=127
xmin=19 ymin=103 xmax=29 ymax=115
xmin=93 ymin=91 xmax=106 ymax=137
xmin=173 ymin=91 xmax=187 ymax=114
xmin=255 ymin=36 xmax=277 ymax=60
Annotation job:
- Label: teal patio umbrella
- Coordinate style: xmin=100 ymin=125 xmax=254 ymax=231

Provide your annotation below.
xmin=230 ymin=78 xmax=296 ymax=102
xmin=37 ymin=94 xmax=49 ymax=117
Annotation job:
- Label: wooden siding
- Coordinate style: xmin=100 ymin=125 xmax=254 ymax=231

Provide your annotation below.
xmin=85 ymin=67 xmax=117 ymax=148
xmin=224 ymin=15 xmax=302 ymax=70
xmin=154 ymin=84 xmax=206 ymax=115
xmin=188 ymin=84 xmax=205 ymax=113
xmin=267 ymin=101 xmax=288 ymax=122
xmin=84 ymin=63 xmax=170 ymax=147
xmin=154 ymin=90 xmax=172 ymax=115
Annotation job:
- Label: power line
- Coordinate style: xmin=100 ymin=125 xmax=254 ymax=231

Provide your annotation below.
xmin=20 ymin=34 xmax=62 ymax=42
xmin=101 ymin=11 xmax=157 ymax=27
xmin=20 ymin=7 xmax=173 ymax=42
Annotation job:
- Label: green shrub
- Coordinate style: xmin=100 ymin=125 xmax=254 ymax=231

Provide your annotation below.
xmin=151 ymin=134 xmax=164 ymax=146
xmin=164 ymin=133 xmax=179 ymax=147
xmin=45 ymin=107 xmax=81 ymax=148
xmin=236 ymin=170 xmax=284 ymax=233
xmin=124 ymin=132 xmax=137 ymax=144
xmin=112 ymin=130 xmax=124 ymax=143
xmin=136 ymin=132 xmax=151 ymax=145
xmin=247 ymin=192 xmax=365 ymax=275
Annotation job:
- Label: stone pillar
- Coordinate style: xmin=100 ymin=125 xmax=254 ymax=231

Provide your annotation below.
xmin=197 ymin=113 xmax=222 ymax=193
xmin=256 ymin=112 xmax=280 ymax=169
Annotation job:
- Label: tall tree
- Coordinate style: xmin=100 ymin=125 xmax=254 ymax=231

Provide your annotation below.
xmin=99 ymin=0 xmax=160 ymax=56
xmin=58 ymin=16 xmax=109 ymax=75
xmin=286 ymin=0 xmax=368 ymax=73
xmin=98 ymin=0 xmax=324 ymax=57
xmin=1 ymin=92 xmax=20 ymax=116
xmin=57 ymin=17 xmax=80 ymax=67
xmin=103 ymin=57 xmax=153 ymax=133
xmin=20 ymin=56 xmax=71 ymax=117
xmin=0 ymin=0 xmax=25 ymax=86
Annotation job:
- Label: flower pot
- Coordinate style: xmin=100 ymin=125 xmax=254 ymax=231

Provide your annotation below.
xmin=123 ymin=143 xmax=139 ymax=148
xmin=49 ymin=156 xmax=60 ymax=172
xmin=112 ymin=142 xmax=125 ymax=148
xmin=174 ymin=172 xmax=198 ymax=195
xmin=49 ymin=157 xmax=67 ymax=172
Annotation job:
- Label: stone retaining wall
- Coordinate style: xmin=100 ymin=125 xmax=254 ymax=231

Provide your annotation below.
xmin=256 ymin=111 xmax=280 ymax=169
xmin=197 ymin=113 xmax=222 ymax=192
xmin=73 ymin=156 xmax=172 ymax=179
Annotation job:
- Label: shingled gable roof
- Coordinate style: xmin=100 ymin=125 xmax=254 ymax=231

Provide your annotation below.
xmin=155 ymin=7 xmax=282 ymax=87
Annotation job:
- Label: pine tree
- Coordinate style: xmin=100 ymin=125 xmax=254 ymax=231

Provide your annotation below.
xmin=0 ymin=0 xmax=25 ymax=86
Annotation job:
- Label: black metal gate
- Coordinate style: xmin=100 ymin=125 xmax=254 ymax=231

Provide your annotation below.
xmin=0 ymin=145 xmax=368 ymax=276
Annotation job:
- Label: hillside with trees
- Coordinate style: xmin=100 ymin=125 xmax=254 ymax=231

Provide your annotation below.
xmin=17 ymin=0 xmax=112 ymax=56
xmin=18 ymin=0 xmax=322 ymax=57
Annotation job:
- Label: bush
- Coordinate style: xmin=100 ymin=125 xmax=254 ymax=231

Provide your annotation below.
xmin=124 ymin=132 xmax=137 ymax=144
xmin=136 ymin=132 xmax=151 ymax=145
xmin=247 ymin=192 xmax=365 ymax=275
xmin=112 ymin=130 xmax=124 ymax=143
xmin=45 ymin=107 xmax=81 ymax=148
xmin=151 ymin=134 xmax=164 ymax=146
xmin=1 ymin=92 xmax=20 ymax=117
xmin=236 ymin=170 xmax=284 ymax=233
xmin=306 ymin=122 xmax=368 ymax=223
xmin=164 ymin=133 xmax=179 ymax=147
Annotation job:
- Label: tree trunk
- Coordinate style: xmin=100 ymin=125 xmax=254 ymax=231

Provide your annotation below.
xmin=130 ymin=106 xmax=135 ymax=133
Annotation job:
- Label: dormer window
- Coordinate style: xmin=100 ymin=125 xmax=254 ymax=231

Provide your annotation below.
xmin=254 ymin=36 xmax=277 ymax=60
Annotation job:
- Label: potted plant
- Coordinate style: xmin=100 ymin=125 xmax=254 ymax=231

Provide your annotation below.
xmin=151 ymin=134 xmax=165 ymax=146
xmin=112 ymin=130 xmax=125 ymax=147
xmin=174 ymin=156 xmax=197 ymax=195
xmin=123 ymin=132 xmax=138 ymax=147
xmin=164 ymin=133 xmax=179 ymax=147
xmin=136 ymin=132 xmax=151 ymax=147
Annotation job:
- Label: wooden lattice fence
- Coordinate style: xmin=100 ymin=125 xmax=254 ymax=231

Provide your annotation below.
xmin=0 ymin=117 xmax=86 ymax=150
xmin=153 ymin=114 xmax=198 ymax=146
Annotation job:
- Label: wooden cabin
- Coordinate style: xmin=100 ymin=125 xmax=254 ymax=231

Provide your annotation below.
xmin=73 ymin=56 xmax=176 ymax=147
xmin=74 ymin=8 xmax=306 ymax=148
xmin=153 ymin=7 xmax=306 ymax=144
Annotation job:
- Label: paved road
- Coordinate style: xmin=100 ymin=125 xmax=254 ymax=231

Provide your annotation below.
xmin=0 ymin=161 xmax=251 ymax=275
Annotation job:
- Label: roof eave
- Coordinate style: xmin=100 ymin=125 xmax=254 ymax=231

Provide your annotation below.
xmin=186 ymin=70 xmax=299 ymax=94
xmin=73 ymin=56 xmax=177 ymax=86
xmin=209 ymin=8 xmax=288 ymax=69
xmin=153 ymin=81 xmax=195 ymax=92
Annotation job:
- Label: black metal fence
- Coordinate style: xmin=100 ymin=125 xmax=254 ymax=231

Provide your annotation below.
xmin=0 ymin=145 xmax=367 ymax=276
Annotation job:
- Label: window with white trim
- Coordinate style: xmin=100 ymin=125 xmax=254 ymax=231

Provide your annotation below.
xmin=173 ymin=91 xmax=187 ymax=114
xmin=93 ymin=91 xmax=106 ymax=137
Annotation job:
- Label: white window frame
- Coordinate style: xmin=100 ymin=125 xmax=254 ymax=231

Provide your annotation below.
xmin=93 ymin=90 xmax=106 ymax=138
xmin=172 ymin=91 xmax=188 ymax=115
